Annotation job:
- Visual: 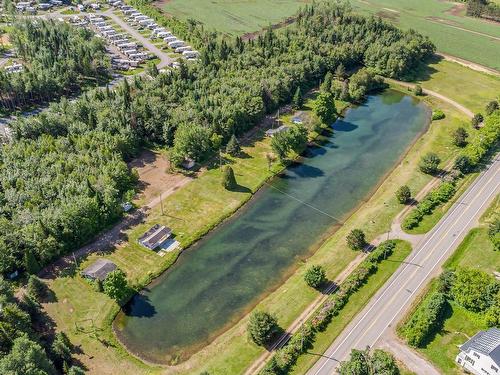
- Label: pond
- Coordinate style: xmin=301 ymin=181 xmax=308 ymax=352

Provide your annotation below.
xmin=114 ymin=90 xmax=430 ymax=364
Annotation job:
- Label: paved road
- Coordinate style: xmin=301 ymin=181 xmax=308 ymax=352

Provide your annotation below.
xmin=307 ymin=153 xmax=500 ymax=375
xmin=103 ymin=9 xmax=173 ymax=69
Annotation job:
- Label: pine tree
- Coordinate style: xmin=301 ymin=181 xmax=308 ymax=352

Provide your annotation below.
xmin=24 ymin=250 xmax=41 ymax=275
xmin=221 ymin=166 xmax=237 ymax=190
xmin=226 ymin=134 xmax=241 ymax=156
xmin=292 ymin=87 xmax=304 ymax=110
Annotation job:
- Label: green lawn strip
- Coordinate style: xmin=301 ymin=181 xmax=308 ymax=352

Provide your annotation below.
xmin=290 ymin=241 xmax=412 ymax=375
xmin=405 ymin=172 xmax=478 ymax=234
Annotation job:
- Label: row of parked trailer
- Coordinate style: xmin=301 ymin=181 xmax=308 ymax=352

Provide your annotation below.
xmin=109 ymin=1 xmax=199 ymax=60
xmin=15 ymin=0 xmax=63 ymax=14
xmin=86 ymin=13 xmax=151 ymax=70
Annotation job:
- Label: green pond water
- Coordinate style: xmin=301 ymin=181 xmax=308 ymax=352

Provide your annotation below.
xmin=115 ymin=90 xmax=429 ymax=363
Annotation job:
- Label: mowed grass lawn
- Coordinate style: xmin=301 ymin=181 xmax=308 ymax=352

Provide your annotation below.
xmin=350 ymin=0 xmax=500 ymax=71
xmin=43 ymin=61 xmax=499 ymax=375
xmin=160 ymin=0 xmax=307 ymax=35
xmin=405 ymin=195 xmax=499 ymax=374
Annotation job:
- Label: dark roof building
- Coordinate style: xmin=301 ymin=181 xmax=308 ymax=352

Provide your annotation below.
xmin=456 ymin=328 xmax=500 ymax=375
xmin=81 ymin=259 xmax=117 ymax=281
xmin=138 ymin=224 xmax=172 ymax=250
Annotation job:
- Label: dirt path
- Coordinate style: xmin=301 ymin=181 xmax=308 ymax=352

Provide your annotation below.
xmin=387 ymin=78 xmax=474 ymax=118
xmin=437 ymin=52 xmax=500 ymax=76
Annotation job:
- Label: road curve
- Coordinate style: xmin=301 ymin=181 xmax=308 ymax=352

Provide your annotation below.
xmin=307 ymin=153 xmax=500 ymax=375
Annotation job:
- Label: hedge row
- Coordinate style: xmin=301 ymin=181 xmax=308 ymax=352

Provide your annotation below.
xmin=399 ymin=291 xmax=447 ymax=347
xmin=461 ymin=110 xmax=500 ymax=167
xmin=259 ymin=240 xmax=397 ymax=375
xmin=402 ymin=181 xmax=457 ymax=230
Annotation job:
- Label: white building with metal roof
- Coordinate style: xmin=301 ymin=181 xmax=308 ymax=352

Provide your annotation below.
xmin=456 ymin=328 xmax=500 ymax=375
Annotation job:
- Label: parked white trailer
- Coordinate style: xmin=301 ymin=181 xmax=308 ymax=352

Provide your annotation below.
xmin=123 ymin=49 xmax=138 ymax=56
xmin=117 ymin=42 xmax=137 ymax=49
xmin=139 ymin=19 xmax=153 ymax=26
xmin=108 ymin=33 xmax=127 ymax=41
xmin=163 ymin=36 xmax=177 ymax=43
xmin=182 ymin=50 xmax=199 ymax=58
xmin=155 ymin=31 xmax=172 ymax=38
xmin=147 ymin=23 xmax=158 ymax=30
xmin=168 ymin=40 xmax=185 ymax=48
xmin=129 ymin=52 xmax=148 ymax=61
xmin=112 ymin=38 xmax=129 ymax=45
xmin=175 ymin=46 xmax=191 ymax=53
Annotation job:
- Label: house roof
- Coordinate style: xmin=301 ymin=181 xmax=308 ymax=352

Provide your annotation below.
xmin=138 ymin=224 xmax=172 ymax=248
xmin=460 ymin=328 xmax=500 ymax=366
xmin=82 ymin=259 xmax=117 ymax=281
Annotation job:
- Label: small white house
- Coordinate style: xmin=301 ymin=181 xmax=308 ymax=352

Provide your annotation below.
xmin=456 ymin=328 xmax=500 ymax=375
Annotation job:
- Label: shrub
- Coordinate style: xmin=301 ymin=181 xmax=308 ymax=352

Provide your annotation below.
xmin=304 ymin=265 xmax=326 ymax=289
xmin=471 ymin=113 xmax=484 ymax=128
xmin=414 ymin=85 xmax=423 ymax=96
xmin=396 ymin=185 xmax=411 ymax=204
xmin=488 ymin=217 xmax=500 ymax=251
xmin=247 ymin=311 xmax=279 ymax=346
xmin=419 ymin=152 xmax=441 ymax=175
xmin=402 ymin=209 xmax=424 ymax=230
xmin=485 ymin=100 xmax=499 ymax=116
xmin=432 ymin=109 xmax=445 ymax=121
xmin=454 ymin=154 xmax=472 ymax=173
xmin=401 ymin=291 xmax=447 ymax=347
xmin=452 ymin=127 xmax=468 ymax=147
xmin=221 ymin=165 xmax=237 ymax=190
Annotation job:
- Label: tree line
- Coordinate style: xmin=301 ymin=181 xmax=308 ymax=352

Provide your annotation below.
xmin=0 ymin=2 xmax=435 ymax=277
xmin=0 ymin=18 xmax=109 ymax=113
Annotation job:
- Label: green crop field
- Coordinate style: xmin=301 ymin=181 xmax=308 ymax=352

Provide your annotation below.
xmin=158 ymin=0 xmax=500 ymax=70
xmin=350 ymin=0 xmax=500 ymax=71
xmin=158 ymin=0 xmax=307 ymax=35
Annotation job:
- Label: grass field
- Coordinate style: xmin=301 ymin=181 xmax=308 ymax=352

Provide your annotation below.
xmin=42 ymin=60 xmax=500 ymax=375
xmin=159 ymin=0 xmax=307 ymax=35
xmin=350 ymin=0 xmax=500 ymax=71
xmin=401 ymin=195 xmax=499 ymax=374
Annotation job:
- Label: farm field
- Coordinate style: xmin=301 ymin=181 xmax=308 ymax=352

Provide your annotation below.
xmin=350 ymin=0 xmax=500 ymax=71
xmin=158 ymin=0 xmax=306 ymax=35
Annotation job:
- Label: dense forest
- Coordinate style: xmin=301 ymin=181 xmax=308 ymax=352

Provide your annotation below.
xmin=0 ymin=19 xmax=109 ymax=112
xmin=0 ymin=2 xmax=435 ymax=277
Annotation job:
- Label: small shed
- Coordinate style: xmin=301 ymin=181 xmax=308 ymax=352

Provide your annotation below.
xmin=81 ymin=259 xmax=117 ymax=281
xmin=181 ymin=158 xmax=195 ymax=170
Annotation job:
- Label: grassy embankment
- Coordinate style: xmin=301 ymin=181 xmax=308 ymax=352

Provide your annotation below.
xmin=42 ymin=60 xmax=499 ymax=375
xmin=398 ymin=195 xmax=499 ymax=374
xmin=350 ymin=0 xmax=500 ymax=71
xmin=401 ymin=59 xmax=500 ymax=234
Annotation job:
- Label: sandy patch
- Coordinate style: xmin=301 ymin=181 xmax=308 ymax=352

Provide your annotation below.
xmin=129 ymin=149 xmax=187 ymax=206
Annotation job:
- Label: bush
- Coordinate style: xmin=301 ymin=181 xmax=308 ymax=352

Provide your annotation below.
xmin=471 ymin=113 xmax=484 ymax=128
xmin=395 ymin=185 xmax=411 ymax=204
xmin=221 ymin=165 xmax=237 ymax=190
xmin=346 ymin=229 xmax=367 ymax=250
xmin=485 ymin=100 xmax=499 ymax=116
xmin=414 ymin=85 xmax=423 ymax=96
xmin=454 ymin=154 xmax=472 ymax=173
xmin=452 ymin=127 xmax=468 ymax=147
xmin=247 ymin=311 xmax=279 ymax=346
xmin=304 ymin=265 xmax=326 ymax=289
xmin=450 ymin=268 xmax=499 ymax=312
xmin=419 ymin=152 xmax=441 ymax=174
xmin=402 ymin=209 xmax=424 ymax=230
xmin=432 ymin=109 xmax=445 ymax=121
xmin=488 ymin=217 xmax=500 ymax=251
xmin=401 ymin=291 xmax=447 ymax=347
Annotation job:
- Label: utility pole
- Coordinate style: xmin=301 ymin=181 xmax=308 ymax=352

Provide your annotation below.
xmin=160 ymin=192 xmax=164 ymax=215
xmin=219 ymin=148 xmax=222 ymax=171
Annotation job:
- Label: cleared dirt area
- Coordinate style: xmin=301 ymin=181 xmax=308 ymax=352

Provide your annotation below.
xmin=129 ymin=149 xmax=188 ymax=206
